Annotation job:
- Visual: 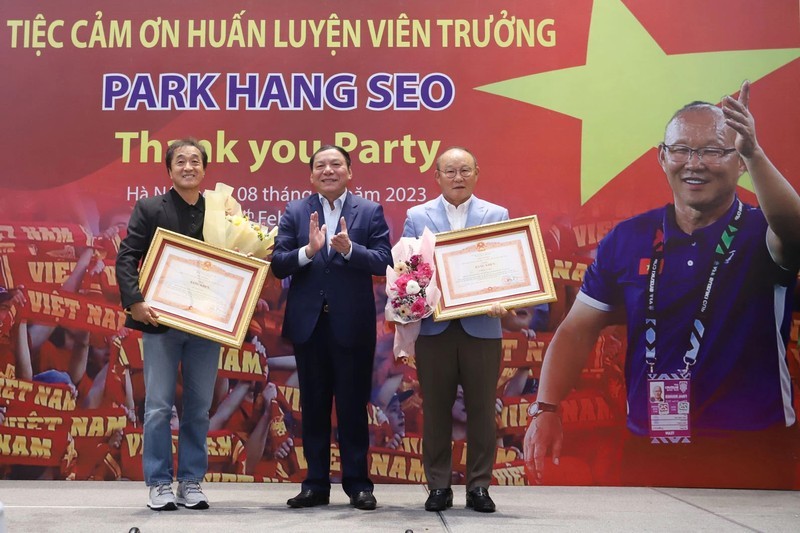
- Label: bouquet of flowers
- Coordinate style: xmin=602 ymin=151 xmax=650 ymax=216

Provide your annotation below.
xmin=384 ymin=227 xmax=441 ymax=361
xmin=203 ymin=182 xmax=277 ymax=258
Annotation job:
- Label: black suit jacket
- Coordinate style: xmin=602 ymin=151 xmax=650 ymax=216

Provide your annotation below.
xmin=270 ymin=193 xmax=392 ymax=346
xmin=116 ymin=191 xmax=188 ymax=333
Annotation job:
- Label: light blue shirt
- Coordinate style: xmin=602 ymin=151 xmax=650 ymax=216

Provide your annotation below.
xmin=298 ymin=189 xmax=352 ymax=265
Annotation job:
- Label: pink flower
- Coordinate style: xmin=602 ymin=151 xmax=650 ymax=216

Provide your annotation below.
xmin=411 ymin=297 xmax=427 ymax=316
xmin=415 ymin=263 xmax=433 ymax=284
xmin=394 ymin=274 xmax=415 ymax=297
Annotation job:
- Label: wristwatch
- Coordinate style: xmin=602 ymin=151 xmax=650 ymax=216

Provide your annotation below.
xmin=527 ymin=401 xmax=558 ymax=420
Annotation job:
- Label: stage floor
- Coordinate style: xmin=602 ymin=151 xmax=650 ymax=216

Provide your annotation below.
xmin=1 ymin=482 xmax=798 ymax=532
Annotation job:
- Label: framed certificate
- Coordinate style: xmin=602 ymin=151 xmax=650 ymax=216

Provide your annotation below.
xmin=432 ymin=215 xmax=556 ymax=321
xmin=139 ymin=228 xmax=270 ymax=347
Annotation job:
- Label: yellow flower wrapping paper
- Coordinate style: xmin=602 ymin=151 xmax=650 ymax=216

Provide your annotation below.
xmin=203 ymin=182 xmax=277 ymax=258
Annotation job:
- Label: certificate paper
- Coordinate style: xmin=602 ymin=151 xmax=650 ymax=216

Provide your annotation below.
xmin=148 ymin=248 xmax=248 ymax=330
xmin=432 ymin=216 xmax=556 ymax=321
xmin=436 ymin=231 xmax=539 ymax=307
xmin=139 ymin=228 xmax=269 ymax=347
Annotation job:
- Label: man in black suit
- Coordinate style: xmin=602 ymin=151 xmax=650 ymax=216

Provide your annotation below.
xmin=271 ymin=145 xmax=392 ymax=510
xmin=116 ymin=139 xmax=220 ymax=511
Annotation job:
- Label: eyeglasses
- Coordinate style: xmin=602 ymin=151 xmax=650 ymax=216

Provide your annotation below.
xmin=437 ymin=167 xmax=475 ymax=179
xmin=660 ymin=144 xmax=737 ymax=164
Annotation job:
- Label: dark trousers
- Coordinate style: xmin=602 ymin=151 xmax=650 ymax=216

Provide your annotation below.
xmin=416 ymin=320 xmax=502 ymax=491
xmin=293 ymin=310 xmax=375 ymax=495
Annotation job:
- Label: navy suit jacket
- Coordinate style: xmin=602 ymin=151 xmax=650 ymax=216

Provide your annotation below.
xmin=402 ymin=195 xmax=509 ymax=339
xmin=271 ymin=192 xmax=392 ymax=346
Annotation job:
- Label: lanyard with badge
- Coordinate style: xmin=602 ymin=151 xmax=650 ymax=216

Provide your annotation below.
xmin=644 ymin=200 xmax=743 ymax=443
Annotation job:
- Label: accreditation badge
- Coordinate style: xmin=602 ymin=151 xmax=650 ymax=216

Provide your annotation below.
xmin=647 ymin=374 xmax=691 ymax=443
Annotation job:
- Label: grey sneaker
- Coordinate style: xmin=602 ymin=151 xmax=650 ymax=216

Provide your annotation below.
xmin=176 ymin=480 xmax=209 ymax=509
xmin=148 ymin=483 xmax=177 ymax=511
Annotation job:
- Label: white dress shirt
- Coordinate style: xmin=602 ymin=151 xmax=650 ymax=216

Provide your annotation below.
xmin=442 ymin=195 xmax=472 ymax=231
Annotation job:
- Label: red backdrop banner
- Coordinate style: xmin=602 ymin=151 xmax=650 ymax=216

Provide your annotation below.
xmin=1 ymin=0 xmax=799 ymax=488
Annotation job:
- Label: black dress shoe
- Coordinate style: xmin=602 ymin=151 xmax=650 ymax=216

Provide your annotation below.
xmin=424 ymin=488 xmax=453 ymax=512
xmin=349 ymin=490 xmax=377 ymax=510
xmin=466 ymin=487 xmax=496 ymax=513
xmin=287 ymin=489 xmax=330 ymax=508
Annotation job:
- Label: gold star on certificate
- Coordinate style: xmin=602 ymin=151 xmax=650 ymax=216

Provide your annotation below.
xmin=478 ymin=0 xmax=800 ymax=203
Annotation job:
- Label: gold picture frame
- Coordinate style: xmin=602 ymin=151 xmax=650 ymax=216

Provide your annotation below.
xmin=433 ymin=215 xmax=556 ymax=321
xmin=138 ymin=228 xmax=270 ymax=347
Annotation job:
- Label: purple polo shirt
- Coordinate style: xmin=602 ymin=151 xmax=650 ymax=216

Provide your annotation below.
xmin=578 ymin=200 xmax=797 ymax=436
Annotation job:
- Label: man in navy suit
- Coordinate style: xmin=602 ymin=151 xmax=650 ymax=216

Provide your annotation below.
xmin=271 ymin=145 xmax=392 ymax=510
xmin=403 ymin=146 xmax=509 ymax=513
xmin=116 ymin=139 xmax=219 ymax=511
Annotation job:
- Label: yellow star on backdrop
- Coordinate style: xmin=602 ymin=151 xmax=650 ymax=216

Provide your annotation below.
xmin=478 ymin=0 xmax=800 ymax=204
